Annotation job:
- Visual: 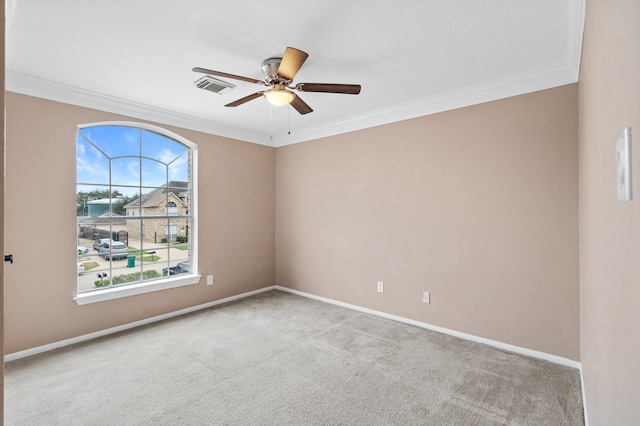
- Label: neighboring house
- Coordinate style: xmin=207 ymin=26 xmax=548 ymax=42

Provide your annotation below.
xmin=86 ymin=198 xmax=122 ymax=216
xmin=124 ymin=181 xmax=189 ymax=243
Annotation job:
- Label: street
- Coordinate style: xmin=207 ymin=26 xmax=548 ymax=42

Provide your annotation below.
xmin=77 ymin=237 xmax=190 ymax=292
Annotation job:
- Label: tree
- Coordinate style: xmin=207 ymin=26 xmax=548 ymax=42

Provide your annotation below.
xmin=113 ymin=195 xmax=137 ymax=216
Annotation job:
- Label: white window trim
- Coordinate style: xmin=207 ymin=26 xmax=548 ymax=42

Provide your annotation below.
xmin=74 ymin=274 xmax=202 ymax=305
xmin=75 ymin=121 xmax=199 ymax=304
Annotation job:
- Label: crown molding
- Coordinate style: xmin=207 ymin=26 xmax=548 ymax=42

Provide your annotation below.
xmin=274 ymin=0 xmax=587 ymax=147
xmin=8 ymin=63 xmax=578 ymax=149
xmin=273 ymin=63 xmax=578 ymax=147
xmin=6 ymin=70 xmax=274 ymax=147
xmin=567 ymin=0 xmax=587 ymax=80
xmin=6 ymin=0 xmax=585 ymax=148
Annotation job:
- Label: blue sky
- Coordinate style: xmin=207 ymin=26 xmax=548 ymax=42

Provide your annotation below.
xmin=77 ymin=125 xmax=189 ymax=196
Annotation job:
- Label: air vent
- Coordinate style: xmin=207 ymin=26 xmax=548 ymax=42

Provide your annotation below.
xmin=194 ymin=76 xmax=235 ymax=95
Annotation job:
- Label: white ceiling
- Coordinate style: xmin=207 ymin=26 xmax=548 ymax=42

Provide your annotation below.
xmin=6 ymin=0 xmax=585 ymax=147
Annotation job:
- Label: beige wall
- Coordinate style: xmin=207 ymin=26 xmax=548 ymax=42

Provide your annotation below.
xmin=4 ymin=92 xmax=276 ymax=354
xmin=7 ymin=3 xmax=640 ymax=420
xmin=6 ymin=84 xmax=581 ymax=378
xmin=276 ymin=85 xmax=580 ymax=360
xmin=579 ymin=0 xmax=640 ymax=424
xmin=1 ymin=0 xmax=6 ymax=421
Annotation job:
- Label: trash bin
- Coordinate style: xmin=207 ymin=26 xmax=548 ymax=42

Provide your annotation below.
xmin=127 ymin=255 xmax=136 ymax=268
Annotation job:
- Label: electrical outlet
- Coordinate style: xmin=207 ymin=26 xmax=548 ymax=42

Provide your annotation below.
xmin=207 ymin=275 xmax=214 ymax=285
xmin=422 ymin=291 xmax=430 ymax=304
xmin=377 ymin=281 xmax=384 ymax=293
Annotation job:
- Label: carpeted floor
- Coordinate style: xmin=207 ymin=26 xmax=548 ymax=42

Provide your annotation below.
xmin=4 ymin=290 xmax=584 ymax=425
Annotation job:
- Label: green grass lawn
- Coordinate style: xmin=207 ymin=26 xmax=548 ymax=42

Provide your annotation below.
xmin=128 ymin=247 xmax=160 ymax=262
xmin=82 ymin=261 xmax=99 ymax=271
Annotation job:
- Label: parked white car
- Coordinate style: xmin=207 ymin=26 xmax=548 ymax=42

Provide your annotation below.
xmin=77 ymin=245 xmax=89 ymax=255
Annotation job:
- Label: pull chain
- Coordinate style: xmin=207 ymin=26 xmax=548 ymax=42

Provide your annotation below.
xmin=269 ymin=103 xmax=273 ymax=140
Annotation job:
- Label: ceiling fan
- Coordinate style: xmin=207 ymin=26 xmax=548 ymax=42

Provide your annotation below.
xmin=193 ymin=47 xmax=361 ymax=115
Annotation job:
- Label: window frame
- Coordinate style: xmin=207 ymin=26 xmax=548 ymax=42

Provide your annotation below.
xmin=74 ymin=121 xmax=200 ymax=306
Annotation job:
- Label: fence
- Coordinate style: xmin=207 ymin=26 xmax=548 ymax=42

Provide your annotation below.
xmin=79 ymin=226 xmax=128 ymax=246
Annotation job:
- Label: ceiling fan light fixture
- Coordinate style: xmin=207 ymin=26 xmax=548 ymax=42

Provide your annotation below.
xmin=193 ymin=46 xmax=360 ymax=115
xmin=264 ymin=89 xmax=295 ymax=106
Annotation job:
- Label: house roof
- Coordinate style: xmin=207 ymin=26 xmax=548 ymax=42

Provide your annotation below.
xmin=87 ymin=198 xmax=121 ymax=205
xmin=124 ymin=181 xmax=189 ymax=209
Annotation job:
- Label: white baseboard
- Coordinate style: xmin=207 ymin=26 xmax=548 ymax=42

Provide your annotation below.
xmin=275 ymin=285 xmax=581 ymax=369
xmin=5 ymin=284 xmax=581 ymax=372
xmin=4 ymin=286 xmax=277 ymax=362
xmin=580 ymin=364 xmax=589 ymax=425
xmin=5 ymin=285 xmax=589 ymax=423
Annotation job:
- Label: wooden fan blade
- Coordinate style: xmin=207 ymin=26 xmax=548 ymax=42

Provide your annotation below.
xmin=296 ymin=83 xmax=361 ymax=94
xmin=225 ymin=92 xmax=264 ymax=107
xmin=193 ymin=67 xmax=263 ymax=84
xmin=290 ymin=94 xmax=313 ymax=115
xmin=277 ymin=47 xmax=309 ymax=81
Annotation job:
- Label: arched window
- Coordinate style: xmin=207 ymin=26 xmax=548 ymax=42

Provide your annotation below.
xmin=76 ymin=122 xmax=198 ymax=303
xmin=166 ymin=201 xmax=178 ymax=216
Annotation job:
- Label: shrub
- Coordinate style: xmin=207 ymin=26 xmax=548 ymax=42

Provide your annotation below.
xmin=161 ymin=237 xmax=168 ymax=243
xmin=143 ymin=269 xmax=160 ymax=279
xmin=94 ymin=279 xmax=110 ymax=288
xmin=176 ymin=235 xmax=188 ymax=243
xmin=94 ymin=269 xmax=160 ymax=288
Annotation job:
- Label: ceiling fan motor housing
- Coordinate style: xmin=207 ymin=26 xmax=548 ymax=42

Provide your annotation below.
xmin=261 ymin=57 xmax=285 ymax=83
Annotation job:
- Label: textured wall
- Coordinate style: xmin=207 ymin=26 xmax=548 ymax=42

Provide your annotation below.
xmin=579 ymin=0 xmax=640 ymax=424
xmin=4 ymin=93 xmax=275 ymax=354
xmin=276 ymin=85 xmax=580 ymax=360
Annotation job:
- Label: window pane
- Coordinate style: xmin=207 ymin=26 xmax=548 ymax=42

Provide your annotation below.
xmin=153 ymin=243 xmax=191 ymax=277
xmin=162 ymin=259 xmax=191 ymax=277
xmin=141 ymin=247 xmax=169 ymax=280
xmin=141 ymin=157 xmax=167 ymax=188
xmin=167 ymin=183 xmax=190 ymax=215
xmin=114 ymin=186 xmax=141 ymax=218
xmin=173 ymin=217 xmax=190 ymax=242
xmin=165 ymin=224 xmax=178 ymax=240
xmin=141 ymin=130 xmax=188 ymax=161
xmin=76 ymin=185 xmax=111 ymax=218
xmin=166 ymin=202 xmax=178 ymax=216
xmin=77 ymin=184 xmax=100 ymax=217
xmin=112 ymin=157 xmax=140 ymax=186
xmin=77 ymin=135 xmax=109 ymax=185
xmin=77 ymin=253 xmax=105 ymax=292
xmin=77 ymin=124 xmax=194 ymax=295
xmin=141 ymin=261 xmax=163 ymax=283
xmin=119 ymin=246 xmax=165 ymax=284
xmin=137 ymin=187 xmax=168 ymax=217
xmin=139 ymin=218 xmax=172 ymax=245
xmin=168 ymin=150 xmax=189 ymax=183
xmin=81 ymin=126 xmax=140 ymax=158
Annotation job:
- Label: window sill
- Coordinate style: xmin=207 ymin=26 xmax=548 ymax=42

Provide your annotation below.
xmin=74 ymin=274 xmax=202 ymax=305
